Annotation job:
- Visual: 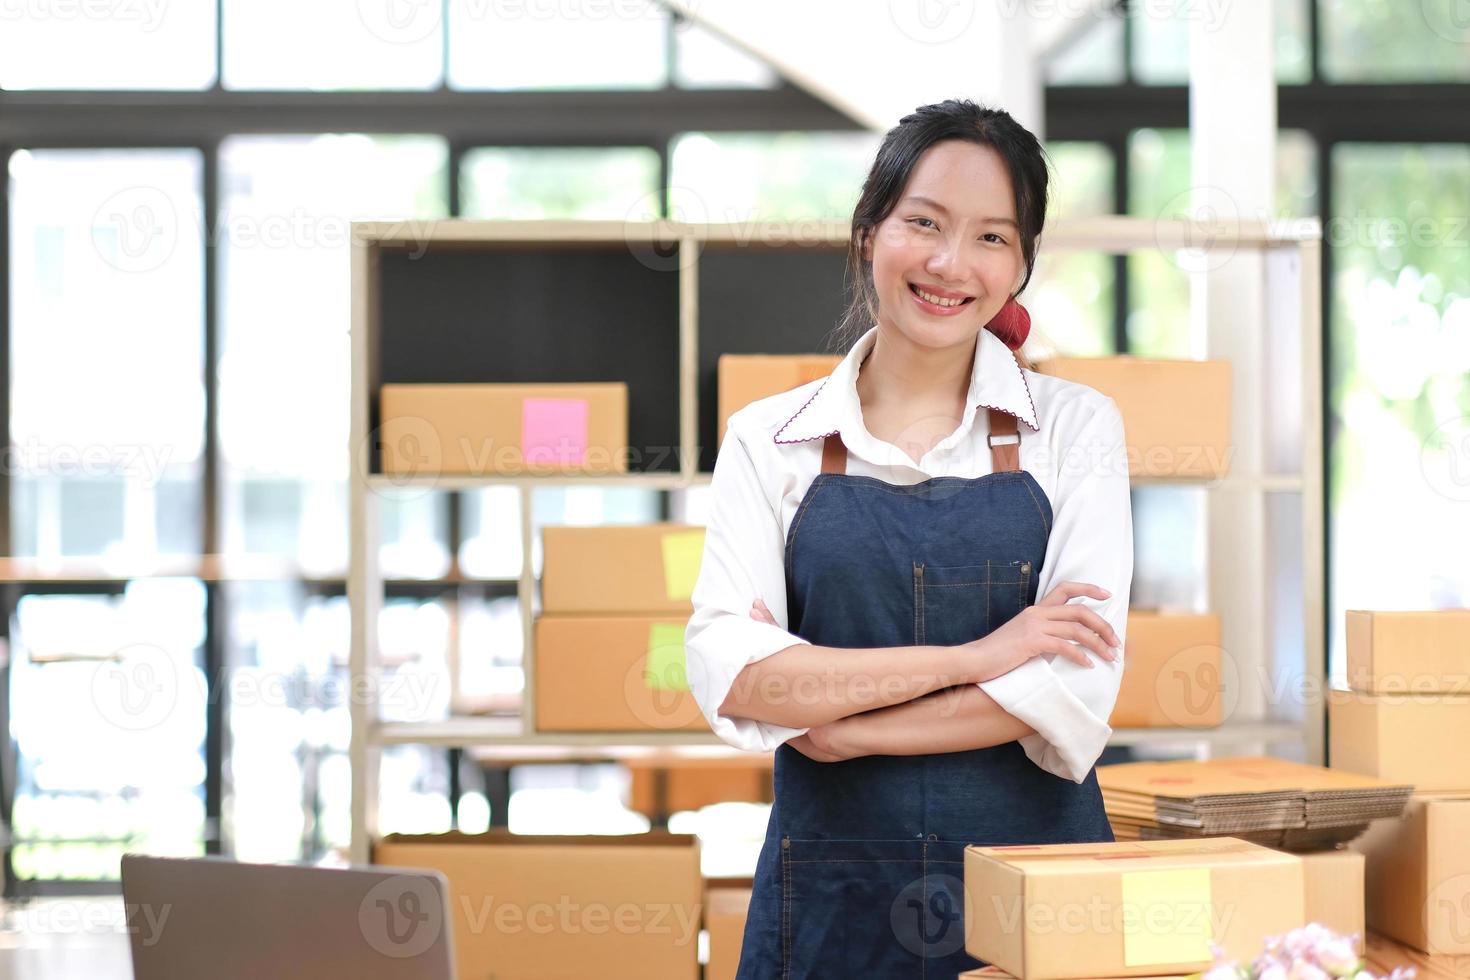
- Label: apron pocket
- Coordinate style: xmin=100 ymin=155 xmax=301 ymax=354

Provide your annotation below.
xmin=779 ymin=837 xmax=975 ymax=977
xmin=913 ymin=560 xmax=1031 ymax=647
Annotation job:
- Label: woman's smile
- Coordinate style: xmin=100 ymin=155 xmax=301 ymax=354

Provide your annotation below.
xmin=907 ymin=281 xmax=977 ymax=316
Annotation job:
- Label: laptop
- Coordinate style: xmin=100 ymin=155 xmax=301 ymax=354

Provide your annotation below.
xmin=121 ymin=854 xmax=457 ymax=980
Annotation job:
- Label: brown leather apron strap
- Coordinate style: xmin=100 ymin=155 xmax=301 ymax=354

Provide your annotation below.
xmin=820 ymin=432 xmax=847 ymax=474
xmin=986 ymin=408 xmax=1021 ymax=473
xmin=818 ymin=407 xmax=1023 ymax=476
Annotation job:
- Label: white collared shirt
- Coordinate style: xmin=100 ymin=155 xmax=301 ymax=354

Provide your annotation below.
xmin=684 ymin=325 xmax=1134 ymax=784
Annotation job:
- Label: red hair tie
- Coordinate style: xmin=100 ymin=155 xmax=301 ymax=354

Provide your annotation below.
xmin=985 ymin=296 xmax=1030 ymax=351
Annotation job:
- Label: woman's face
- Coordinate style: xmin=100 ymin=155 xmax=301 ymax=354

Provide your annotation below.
xmin=862 ymin=139 xmax=1026 ymax=351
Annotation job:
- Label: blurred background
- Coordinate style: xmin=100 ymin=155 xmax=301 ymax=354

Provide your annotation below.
xmin=0 ymin=0 xmax=1466 ymax=907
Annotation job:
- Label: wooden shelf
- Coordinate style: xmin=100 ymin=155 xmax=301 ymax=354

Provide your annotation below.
xmin=348 ymin=217 xmax=1327 ymax=862
xmin=373 ymin=716 xmax=1303 ymax=753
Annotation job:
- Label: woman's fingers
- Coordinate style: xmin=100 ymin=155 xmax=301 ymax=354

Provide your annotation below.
xmin=1060 ymin=621 xmax=1117 ymax=663
xmin=750 ymin=598 xmax=778 ymax=625
xmin=1045 ymin=636 xmax=1098 ymax=669
xmin=1038 ymin=581 xmax=1112 ymax=607
xmin=1044 ymin=603 xmax=1122 ymax=649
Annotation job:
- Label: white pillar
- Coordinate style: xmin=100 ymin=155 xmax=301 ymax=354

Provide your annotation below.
xmin=1189 ymin=4 xmax=1280 ymax=752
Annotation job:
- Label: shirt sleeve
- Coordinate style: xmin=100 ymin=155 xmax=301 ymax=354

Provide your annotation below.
xmin=977 ymin=395 xmax=1133 ymax=783
xmin=685 ymin=419 xmax=813 ymax=752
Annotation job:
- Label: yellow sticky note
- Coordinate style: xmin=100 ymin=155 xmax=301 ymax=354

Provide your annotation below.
xmin=660 ymin=530 xmax=706 ymax=601
xmin=1119 ymin=867 xmax=1213 ymax=967
xmin=645 ymin=623 xmax=689 ymax=691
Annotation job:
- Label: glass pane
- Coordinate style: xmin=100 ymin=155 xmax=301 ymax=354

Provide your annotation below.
xmin=1130 ymin=0 xmax=1315 ymax=85
xmin=9 ymin=582 xmax=208 ymax=880
xmin=673 ymin=17 xmax=778 ymax=89
xmin=448 ymin=0 xmax=667 ymax=90
xmin=222 ymin=0 xmax=443 ymax=90
xmin=224 ymin=583 xmax=350 ymax=863
xmin=460 ymin=146 xmax=661 ymax=220
xmin=668 ymin=132 xmax=881 ymax=223
xmin=1328 ymin=143 xmax=1470 ymax=680
xmin=1031 ymin=142 xmax=1116 ymax=357
xmin=8 ymin=148 xmax=205 ymax=561
xmin=1126 ymin=128 xmax=1319 ymax=356
xmin=380 ymin=490 xmax=452 ymax=579
xmin=1275 ymin=0 xmax=1312 ymax=84
xmin=461 ymin=487 xmax=522 ymax=579
xmin=1322 ymin=0 xmax=1470 ymax=81
xmin=0 ymin=1 xmax=215 ymax=89
xmin=217 ymin=134 xmax=449 ymax=575
xmin=1043 ymin=13 xmax=1124 ymax=85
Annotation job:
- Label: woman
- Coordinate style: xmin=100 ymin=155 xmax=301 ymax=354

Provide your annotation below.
xmin=684 ymin=99 xmax=1133 ymax=977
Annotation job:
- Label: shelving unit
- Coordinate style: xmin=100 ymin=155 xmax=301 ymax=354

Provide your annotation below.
xmin=347 ymin=216 xmax=1324 ymax=862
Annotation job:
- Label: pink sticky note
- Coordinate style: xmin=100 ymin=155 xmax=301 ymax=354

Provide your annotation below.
xmin=521 ymin=398 xmax=589 ymax=467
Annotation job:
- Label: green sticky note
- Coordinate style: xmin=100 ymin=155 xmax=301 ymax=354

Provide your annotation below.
xmin=1120 ymin=867 xmax=1213 ymax=967
xmin=645 ymin=623 xmax=689 ymax=691
xmin=660 ymin=529 xmax=706 ymax=601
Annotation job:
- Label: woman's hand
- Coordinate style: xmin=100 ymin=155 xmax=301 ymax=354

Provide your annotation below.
xmin=750 ymin=598 xmax=851 ymax=763
xmin=962 ymin=581 xmax=1121 ymax=683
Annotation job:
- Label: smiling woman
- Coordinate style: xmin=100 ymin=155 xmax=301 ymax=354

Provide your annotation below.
xmin=684 ymin=99 xmax=1133 ymax=978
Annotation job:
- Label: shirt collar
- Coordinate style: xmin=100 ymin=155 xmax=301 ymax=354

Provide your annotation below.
xmin=773 ymin=325 xmax=1039 ymax=447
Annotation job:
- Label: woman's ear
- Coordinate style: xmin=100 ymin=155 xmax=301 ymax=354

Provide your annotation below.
xmin=859 ymin=227 xmax=873 ymax=263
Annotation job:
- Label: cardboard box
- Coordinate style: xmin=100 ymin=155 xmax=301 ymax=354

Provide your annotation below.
xmin=1347 ymin=610 xmax=1470 ymax=694
xmin=379 ymin=382 xmax=628 ymax=476
xmin=964 ymin=837 xmax=1303 ymax=980
xmin=1329 ymin=689 xmax=1470 ymax=791
xmin=1032 ymin=357 xmax=1232 ymax=478
xmin=959 ymin=971 xmax=1192 ymax=980
xmin=373 ymin=831 xmax=702 ymax=980
xmin=1110 ymin=612 xmax=1223 ymax=728
xmin=716 ymin=354 xmax=841 ymax=447
xmin=627 ymin=757 xmax=772 ymax=817
xmin=705 ymin=887 xmax=750 ymax=980
xmin=534 ymin=615 xmax=708 ymax=733
xmin=541 ymin=524 xmax=705 ymax=614
xmin=1352 ymin=793 xmax=1470 ymax=955
xmin=1300 ymin=848 xmax=1365 ymax=940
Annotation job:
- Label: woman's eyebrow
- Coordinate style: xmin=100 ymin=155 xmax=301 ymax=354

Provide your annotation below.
xmin=899 ymin=195 xmax=1018 ymax=228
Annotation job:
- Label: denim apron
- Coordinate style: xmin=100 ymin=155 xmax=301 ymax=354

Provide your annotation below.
xmin=735 ymin=404 xmax=1114 ymax=979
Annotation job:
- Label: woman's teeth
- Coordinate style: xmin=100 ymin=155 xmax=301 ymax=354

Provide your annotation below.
xmin=911 ymin=284 xmax=971 ymax=307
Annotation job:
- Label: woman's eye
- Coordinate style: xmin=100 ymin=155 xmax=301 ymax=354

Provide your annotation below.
xmin=981 ymin=233 xmax=1007 ymax=245
xmin=908 ymin=217 xmax=936 ymax=229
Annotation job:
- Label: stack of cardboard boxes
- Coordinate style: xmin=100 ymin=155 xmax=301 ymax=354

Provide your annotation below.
xmin=536 ymin=524 xmax=709 ymax=732
xmin=1332 ymin=610 xmax=1470 ymax=959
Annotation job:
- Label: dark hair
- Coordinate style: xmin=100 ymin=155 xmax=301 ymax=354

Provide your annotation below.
xmin=832 ymin=98 xmax=1051 ymax=351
